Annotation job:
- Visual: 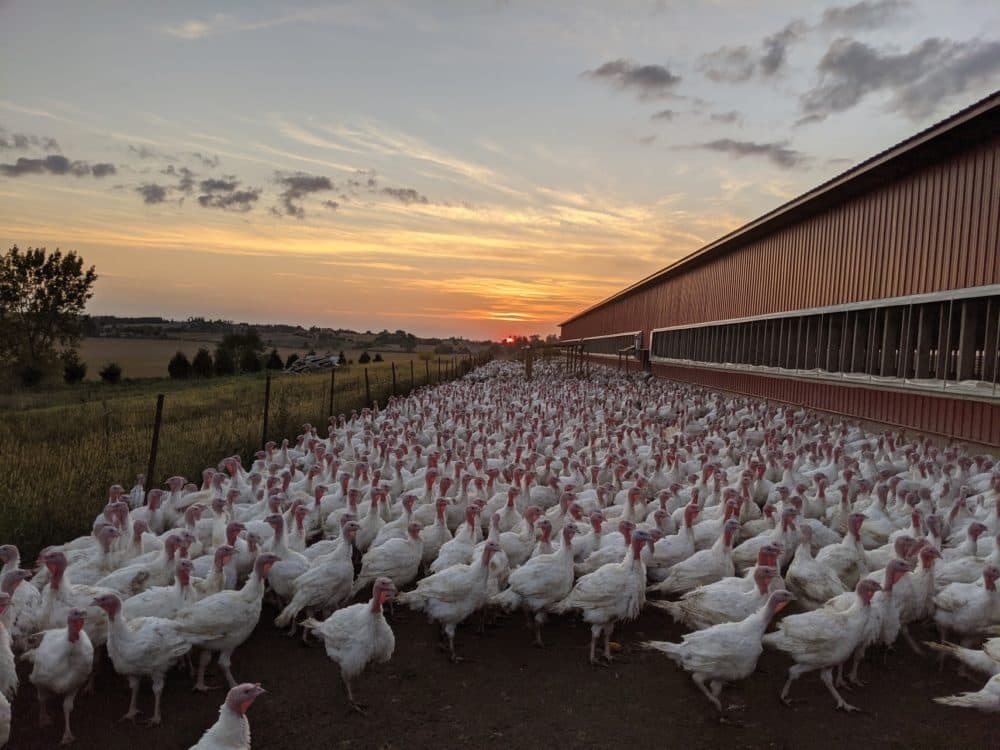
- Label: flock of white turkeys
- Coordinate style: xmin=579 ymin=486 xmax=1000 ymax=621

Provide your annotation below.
xmin=2 ymin=359 xmax=999 ymax=748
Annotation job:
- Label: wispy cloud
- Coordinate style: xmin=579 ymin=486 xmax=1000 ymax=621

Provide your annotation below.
xmin=683 ymin=139 xmax=807 ymax=168
xmin=582 ymin=59 xmax=682 ymax=100
xmin=0 ymin=154 xmax=116 ymax=177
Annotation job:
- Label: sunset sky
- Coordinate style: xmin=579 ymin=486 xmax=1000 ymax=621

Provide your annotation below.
xmin=2 ymin=1 xmax=999 ymax=339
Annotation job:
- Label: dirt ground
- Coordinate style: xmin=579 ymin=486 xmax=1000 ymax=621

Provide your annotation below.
xmin=8 ymin=603 xmax=998 ymax=750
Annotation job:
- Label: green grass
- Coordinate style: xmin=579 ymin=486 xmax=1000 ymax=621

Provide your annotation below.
xmin=0 ymin=355 xmax=484 ymax=561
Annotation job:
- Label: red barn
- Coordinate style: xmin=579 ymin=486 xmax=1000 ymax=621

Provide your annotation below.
xmin=560 ymin=92 xmax=1000 ymax=446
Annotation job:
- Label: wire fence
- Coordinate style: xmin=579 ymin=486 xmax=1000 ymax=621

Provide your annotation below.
xmin=0 ymin=353 xmax=491 ymax=560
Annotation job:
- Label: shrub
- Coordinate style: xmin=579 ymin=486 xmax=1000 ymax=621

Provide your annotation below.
xmin=418 ymin=351 xmax=434 ymax=362
xmin=99 ymin=362 xmax=122 ymax=384
xmin=214 ymin=347 xmax=236 ymax=376
xmin=168 ymin=351 xmax=192 ymax=379
xmin=338 ymin=350 xmax=347 ymax=365
xmin=192 ymin=348 xmax=214 ymax=377
xmin=373 ymin=352 xmax=384 ymax=362
xmin=285 ymin=353 xmax=300 ymax=369
xmin=19 ymin=363 xmax=45 ymax=387
xmin=266 ymin=349 xmax=283 ymax=370
xmin=358 ymin=351 xmax=371 ymax=364
xmin=62 ymin=350 xmax=87 ymax=384
xmin=240 ymin=349 xmax=262 ymax=373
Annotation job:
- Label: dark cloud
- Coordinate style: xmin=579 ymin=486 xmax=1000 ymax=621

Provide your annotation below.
xmin=0 ymin=154 xmax=115 ymax=177
xmin=820 ymin=0 xmax=911 ymax=31
xmin=637 ymin=134 xmax=658 ymax=146
xmin=381 ymin=187 xmax=429 ymax=205
xmin=346 ymin=169 xmax=378 ymax=192
xmin=128 ymin=144 xmax=167 ymax=160
xmin=322 ymin=199 xmax=339 ymax=211
xmin=0 ymin=127 xmax=60 ymax=152
xmin=709 ymin=110 xmax=743 ymax=125
xmin=191 ymin=152 xmax=220 ymax=168
xmin=700 ymin=21 xmax=805 ymax=82
xmin=799 ymin=37 xmax=1000 ymax=123
xmin=273 ymin=171 xmax=335 ymax=218
xmin=650 ymin=109 xmax=677 ymax=121
xmin=91 ymin=163 xmax=117 ymax=177
xmin=199 ymin=177 xmax=239 ymax=193
xmin=162 ymin=164 xmax=195 ymax=193
xmin=136 ymin=183 xmax=169 ymax=204
xmin=197 ymin=184 xmax=260 ymax=212
xmin=760 ymin=21 xmax=807 ymax=75
xmin=687 ymin=139 xmax=807 ymax=168
xmin=582 ymin=59 xmax=681 ymax=99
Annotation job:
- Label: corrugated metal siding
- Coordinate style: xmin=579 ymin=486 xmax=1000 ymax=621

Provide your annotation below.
xmin=562 ymin=136 xmax=1000 ymax=348
xmin=642 ymin=361 xmax=1000 ymax=446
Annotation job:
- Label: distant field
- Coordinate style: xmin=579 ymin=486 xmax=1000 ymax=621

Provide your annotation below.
xmin=77 ymin=337 xmax=429 ymax=379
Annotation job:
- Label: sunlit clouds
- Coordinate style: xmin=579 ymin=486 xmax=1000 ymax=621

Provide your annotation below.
xmin=2 ymin=2 xmax=998 ymax=338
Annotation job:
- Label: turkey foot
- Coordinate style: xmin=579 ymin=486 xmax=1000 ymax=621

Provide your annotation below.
xmin=348 ymin=701 xmax=367 ymax=715
xmin=117 ymin=710 xmax=140 ymax=724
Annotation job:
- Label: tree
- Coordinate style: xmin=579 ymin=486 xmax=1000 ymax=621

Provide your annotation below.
xmin=0 ymin=246 xmax=97 ymax=375
xmin=214 ymin=346 xmax=236 ymax=376
xmin=266 ymin=348 xmax=283 ymax=370
xmin=434 ymin=343 xmax=454 ymax=355
xmin=338 ymin=350 xmax=347 ymax=365
xmin=192 ymin=347 xmax=214 ymax=377
xmin=168 ymin=351 xmax=192 ymax=379
xmin=99 ymin=362 xmax=122 ymax=384
xmin=285 ymin=352 xmax=300 ymax=369
xmin=373 ymin=352 xmax=384 ymax=362
xmin=358 ymin=351 xmax=371 ymax=364
xmin=240 ymin=348 xmax=262 ymax=373
xmin=61 ymin=350 xmax=87 ymax=384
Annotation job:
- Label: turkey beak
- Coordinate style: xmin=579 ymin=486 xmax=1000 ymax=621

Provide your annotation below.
xmin=251 ymin=684 xmax=267 ymax=698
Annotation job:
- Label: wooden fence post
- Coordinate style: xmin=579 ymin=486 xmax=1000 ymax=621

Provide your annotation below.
xmin=364 ymin=367 xmax=371 ymax=407
xmin=261 ymin=374 xmax=271 ymax=449
xmin=146 ymin=393 xmax=164 ymax=490
xmin=425 ymin=359 xmax=430 ymax=383
xmin=329 ymin=368 xmax=336 ymax=417
xmin=410 ymin=359 xmax=415 ymax=388
xmin=391 ymin=361 xmax=397 ymax=395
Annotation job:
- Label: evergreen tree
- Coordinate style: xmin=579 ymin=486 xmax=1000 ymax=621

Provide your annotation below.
xmin=168 ymin=351 xmax=192 ymax=379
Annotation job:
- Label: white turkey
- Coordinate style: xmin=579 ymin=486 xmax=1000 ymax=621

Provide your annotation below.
xmin=303 ymin=577 xmax=397 ymax=713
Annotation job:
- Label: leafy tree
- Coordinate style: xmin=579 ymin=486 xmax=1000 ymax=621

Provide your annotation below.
xmin=240 ymin=348 xmax=262 ymax=373
xmin=214 ymin=346 xmax=236 ymax=376
xmin=266 ymin=348 xmax=283 ymax=370
xmin=285 ymin=352 xmax=300 ymax=368
xmin=358 ymin=351 xmax=371 ymax=364
xmin=338 ymin=350 xmax=347 ymax=365
xmin=99 ymin=362 xmax=122 ymax=384
xmin=192 ymin=347 xmax=214 ymax=377
xmin=62 ymin=350 xmax=87 ymax=384
xmin=373 ymin=352 xmax=384 ymax=362
xmin=168 ymin=351 xmax=192 ymax=379
xmin=0 ymin=246 xmax=97 ymax=372
xmin=434 ymin=343 xmax=455 ymax=355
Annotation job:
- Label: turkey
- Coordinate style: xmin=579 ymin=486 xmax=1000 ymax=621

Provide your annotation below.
xmin=352 ymin=522 xmax=423 ymax=596
xmin=261 ymin=515 xmax=308 ymax=603
xmin=274 ymin=521 xmax=359 ymax=636
xmin=397 ymin=540 xmax=501 ymax=662
xmin=122 ymin=559 xmax=198 ymax=620
xmin=0 ymin=595 xmax=13 ymax=701
xmin=646 ymin=503 xmax=699 ymax=582
xmin=0 ymin=545 xmax=42 ymax=650
xmin=173 ymin=553 xmax=279 ymax=691
xmin=91 ymin=592 xmax=192 ymax=725
xmin=648 ymin=519 xmax=740 ymax=596
xmin=550 ymin=531 xmax=653 ymax=664
xmin=925 ymin=636 xmax=1000 ymax=678
xmin=762 ymin=578 xmax=882 ymax=712
xmin=189 ymin=682 xmax=266 ymax=750
xmin=933 ymin=673 xmax=1000 ymax=713
xmin=651 ymin=565 xmax=780 ymax=630
xmin=419 ymin=497 xmax=453 ymax=567
xmin=785 ymin=525 xmax=848 ymax=610
xmin=934 ymin=565 xmax=1000 ymax=644
xmin=22 ymin=608 xmax=94 ymax=746
xmin=815 ymin=512 xmax=868 ymax=590
xmin=303 ymin=577 xmax=396 ymax=713
xmin=491 ymin=523 xmax=578 ymax=646
xmin=643 ymin=590 xmax=796 ymax=711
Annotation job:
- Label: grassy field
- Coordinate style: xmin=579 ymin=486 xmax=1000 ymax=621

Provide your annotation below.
xmin=0 ymin=353 xmax=485 ymax=561
xmin=77 ymin=337 xmax=428 ymax=379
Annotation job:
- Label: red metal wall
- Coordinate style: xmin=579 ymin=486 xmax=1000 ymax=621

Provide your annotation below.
xmin=561 ymin=135 xmax=1000 ymax=346
xmin=649 ymin=362 xmax=1000 ymax=447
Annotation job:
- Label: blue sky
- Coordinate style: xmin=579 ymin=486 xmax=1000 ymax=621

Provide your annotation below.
xmin=1 ymin=0 xmax=998 ymax=338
